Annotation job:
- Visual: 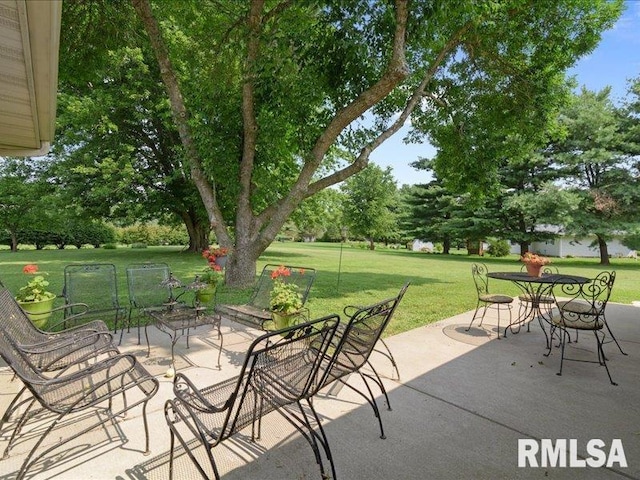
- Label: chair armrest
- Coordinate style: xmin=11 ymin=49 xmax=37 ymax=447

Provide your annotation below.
xmin=342 ymin=305 xmax=361 ymax=316
xmin=29 ymin=353 xmax=138 ymax=386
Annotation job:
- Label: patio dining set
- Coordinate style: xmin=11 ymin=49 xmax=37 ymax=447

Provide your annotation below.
xmin=467 ymin=263 xmax=626 ymax=386
xmin=0 ymin=260 xmax=410 ymax=480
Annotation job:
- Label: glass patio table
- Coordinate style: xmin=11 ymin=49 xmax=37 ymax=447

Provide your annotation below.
xmin=487 ymin=272 xmax=589 ymax=346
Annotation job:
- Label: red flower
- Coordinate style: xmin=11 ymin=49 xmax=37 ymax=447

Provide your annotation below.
xmin=271 ymin=265 xmax=291 ymax=279
xmin=23 ymin=264 xmax=38 ymax=274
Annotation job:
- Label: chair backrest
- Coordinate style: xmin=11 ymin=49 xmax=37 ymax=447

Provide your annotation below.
xmin=471 ymin=263 xmax=490 ymax=297
xmin=316 ymin=283 xmax=409 ymax=390
xmin=173 ymin=315 xmax=339 ymax=444
xmin=126 ymin=263 xmax=172 ymax=309
xmin=63 ymin=263 xmax=123 ymax=317
xmin=0 ymin=289 xmax=49 ymax=385
xmin=0 ymin=288 xmax=54 ymax=352
xmin=248 ymin=264 xmax=316 ymax=310
xmin=553 ymin=271 xmax=616 ymax=319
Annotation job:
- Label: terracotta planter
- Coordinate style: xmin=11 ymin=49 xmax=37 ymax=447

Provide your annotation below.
xmin=525 ymin=263 xmax=543 ymax=277
xmin=196 ymin=285 xmax=216 ymax=303
xmin=18 ymin=296 xmax=55 ymax=329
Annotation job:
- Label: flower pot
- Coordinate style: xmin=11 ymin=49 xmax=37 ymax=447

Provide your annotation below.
xmin=525 ymin=263 xmax=543 ymax=277
xmin=214 ymin=255 xmax=228 ymax=269
xmin=196 ymin=285 xmax=216 ymax=303
xmin=271 ymin=311 xmax=297 ymax=330
xmin=17 ymin=296 xmax=55 ymax=329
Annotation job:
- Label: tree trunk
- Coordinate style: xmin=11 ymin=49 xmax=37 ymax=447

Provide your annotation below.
xmin=596 ymin=234 xmax=610 ymax=265
xmin=181 ymin=211 xmax=209 ymax=253
xmin=10 ymin=232 xmax=17 ymax=252
xmin=368 ymin=238 xmax=375 ymax=250
xmin=443 ymin=237 xmax=451 ymax=254
xmin=519 ymin=242 xmax=529 ymax=256
xmin=225 ymin=244 xmax=259 ymax=288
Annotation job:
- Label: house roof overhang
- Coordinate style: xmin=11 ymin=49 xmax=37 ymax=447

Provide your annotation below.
xmin=0 ymin=0 xmax=62 ymax=157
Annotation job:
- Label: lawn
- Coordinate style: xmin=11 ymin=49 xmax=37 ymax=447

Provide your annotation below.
xmin=1 ymin=242 xmax=638 ymax=337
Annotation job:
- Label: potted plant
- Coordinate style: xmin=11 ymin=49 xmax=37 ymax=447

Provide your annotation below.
xmin=15 ymin=264 xmax=57 ymax=328
xmin=269 ymin=266 xmax=303 ymax=330
xmin=520 ymin=252 xmax=550 ymax=277
xmin=196 ymin=254 xmax=225 ymax=303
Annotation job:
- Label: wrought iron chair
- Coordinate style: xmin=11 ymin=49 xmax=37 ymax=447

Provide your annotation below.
xmin=63 ymin=263 xmax=128 ymax=333
xmin=516 ymin=265 xmax=558 ymax=332
xmin=125 ymin=262 xmax=174 ymax=344
xmin=0 ymin=288 xmax=114 ymax=374
xmin=548 ymin=271 xmax=621 ymax=385
xmin=164 ymin=315 xmax=339 ymax=480
xmin=341 ymin=283 xmax=409 ymax=381
xmin=0 ymin=291 xmax=159 ymax=480
xmin=214 ymin=264 xmax=316 ymax=330
xmin=466 ymin=263 xmax=513 ymax=338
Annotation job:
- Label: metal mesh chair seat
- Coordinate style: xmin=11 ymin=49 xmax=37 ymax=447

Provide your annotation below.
xmin=165 ymin=316 xmax=339 ymax=480
xmin=214 ymin=264 xmax=315 ymax=330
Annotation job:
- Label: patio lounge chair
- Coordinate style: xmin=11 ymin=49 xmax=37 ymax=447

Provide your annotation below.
xmin=0 ymin=290 xmax=159 ymax=480
xmin=164 ymin=315 xmax=339 ymax=480
xmin=214 ymin=264 xmax=316 ymax=331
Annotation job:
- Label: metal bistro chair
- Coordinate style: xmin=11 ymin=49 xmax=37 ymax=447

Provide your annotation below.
xmin=125 ymin=262 xmax=174 ymax=344
xmin=548 ymin=271 xmax=622 ymax=385
xmin=63 ymin=263 xmax=128 ymax=334
xmin=466 ymin=263 xmax=513 ymax=338
xmin=214 ymin=264 xmax=316 ymax=331
xmin=164 ymin=315 xmax=339 ymax=480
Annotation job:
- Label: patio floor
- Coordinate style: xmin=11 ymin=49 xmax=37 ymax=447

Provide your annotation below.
xmin=0 ymin=302 xmax=638 ymax=479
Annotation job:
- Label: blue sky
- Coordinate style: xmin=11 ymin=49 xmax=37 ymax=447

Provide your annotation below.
xmin=371 ymin=1 xmax=640 ymax=186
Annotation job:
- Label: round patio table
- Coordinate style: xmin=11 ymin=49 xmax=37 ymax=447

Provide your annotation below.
xmin=487 ymin=272 xmax=589 ymax=346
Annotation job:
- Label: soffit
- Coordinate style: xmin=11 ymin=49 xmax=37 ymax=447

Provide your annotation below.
xmin=0 ymin=0 xmax=61 ymax=157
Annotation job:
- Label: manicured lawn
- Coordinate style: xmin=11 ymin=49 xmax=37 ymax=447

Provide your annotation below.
xmin=1 ymin=243 xmax=638 ymax=337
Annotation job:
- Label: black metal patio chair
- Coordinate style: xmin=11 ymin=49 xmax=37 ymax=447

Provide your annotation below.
xmin=548 ymin=270 xmax=621 ymax=385
xmin=0 ymin=291 xmax=159 ymax=480
xmin=63 ymin=263 xmax=128 ymax=333
xmin=214 ymin=264 xmax=316 ymax=331
xmin=164 ymin=315 xmax=339 ymax=480
xmin=125 ymin=262 xmax=176 ymax=344
xmin=466 ymin=263 xmax=513 ymax=338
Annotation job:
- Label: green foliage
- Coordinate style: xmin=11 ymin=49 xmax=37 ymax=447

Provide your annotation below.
xmin=341 ymin=165 xmax=399 ymax=249
xmin=115 ymin=224 xmax=188 ymax=246
xmin=486 ymin=239 xmax=511 ymax=257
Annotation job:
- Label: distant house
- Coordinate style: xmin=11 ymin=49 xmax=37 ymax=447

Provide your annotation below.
xmin=509 ymin=236 xmax=633 ymax=258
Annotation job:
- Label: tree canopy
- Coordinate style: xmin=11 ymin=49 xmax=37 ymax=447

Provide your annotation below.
xmin=52 ymin=0 xmax=622 ymax=284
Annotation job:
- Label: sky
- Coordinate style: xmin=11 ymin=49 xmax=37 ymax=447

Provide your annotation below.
xmin=371 ymin=1 xmax=640 ymax=186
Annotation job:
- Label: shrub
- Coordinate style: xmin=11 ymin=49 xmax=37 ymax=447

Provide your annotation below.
xmin=486 ymin=239 xmax=510 ymax=257
xmin=131 ymin=243 xmax=148 ymax=249
xmin=103 ymin=243 xmax=118 ymax=249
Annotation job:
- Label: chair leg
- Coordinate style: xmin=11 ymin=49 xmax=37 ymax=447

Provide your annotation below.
xmin=556 ymin=329 xmax=567 ymax=377
xmin=603 ymin=319 xmax=627 ymax=355
xmin=595 ymin=331 xmax=618 ymax=386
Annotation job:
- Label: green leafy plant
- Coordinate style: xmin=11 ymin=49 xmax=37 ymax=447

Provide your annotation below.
xmin=269 ymin=265 xmax=303 ymax=315
xmin=15 ymin=264 xmax=56 ymax=303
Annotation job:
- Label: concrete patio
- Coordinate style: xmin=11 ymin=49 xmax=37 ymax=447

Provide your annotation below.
xmin=0 ymin=301 xmax=638 ymax=479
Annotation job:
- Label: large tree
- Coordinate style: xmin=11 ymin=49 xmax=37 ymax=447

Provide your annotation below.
xmin=124 ymin=0 xmax=621 ymax=285
xmin=552 ymin=87 xmax=640 ymax=264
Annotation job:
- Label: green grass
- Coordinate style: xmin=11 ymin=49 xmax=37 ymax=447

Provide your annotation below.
xmin=2 ymin=243 xmax=639 ymax=337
